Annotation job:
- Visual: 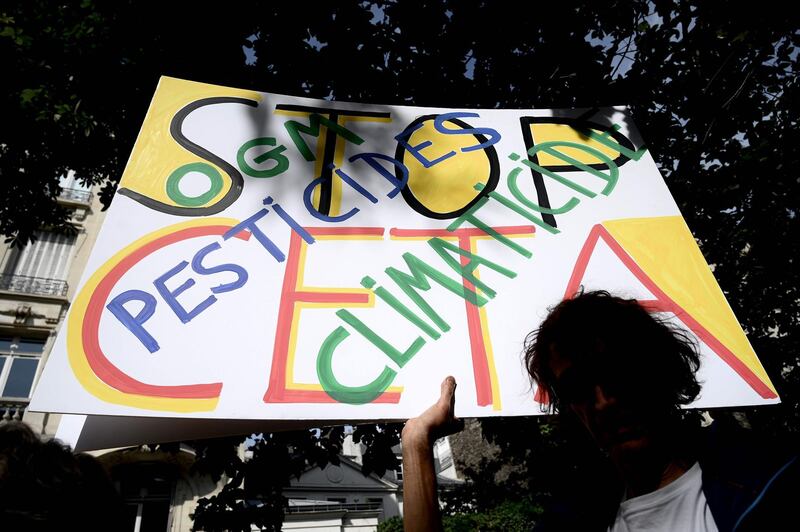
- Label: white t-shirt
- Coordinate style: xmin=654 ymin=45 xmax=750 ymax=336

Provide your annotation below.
xmin=608 ymin=462 xmax=719 ymax=532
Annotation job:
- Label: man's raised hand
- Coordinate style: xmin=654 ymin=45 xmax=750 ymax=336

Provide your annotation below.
xmin=402 ymin=376 xmax=464 ymax=445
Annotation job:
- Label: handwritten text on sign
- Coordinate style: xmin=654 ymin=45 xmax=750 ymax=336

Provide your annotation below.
xmin=29 ymin=77 xmax=777 ymax=420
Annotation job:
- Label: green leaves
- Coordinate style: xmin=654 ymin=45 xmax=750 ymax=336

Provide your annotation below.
xmin=19 ymin=87 xmax=41 ymax=105
xmin=187 ymin=424 xmax=397 ymax=531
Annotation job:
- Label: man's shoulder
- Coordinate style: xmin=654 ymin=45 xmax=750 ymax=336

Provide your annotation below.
xmin=699 ymin=419 xmax=794 ymax=479
xmin=699 ymin=419 xmax=799 ymax=532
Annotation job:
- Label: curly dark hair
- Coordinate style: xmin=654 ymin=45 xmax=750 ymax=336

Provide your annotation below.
xmin=0 ymin=421 xmax=124 ymax=531
xmin=524 ymin=290 xmax=702 ymax=414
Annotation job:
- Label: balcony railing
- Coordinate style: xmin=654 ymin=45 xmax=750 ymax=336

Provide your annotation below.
xmin=59 ymin=187 xmax=93 ymax=204
xmin=286 ymin=502 xmax=382 ymax=514
xmin=438 ymin=454 xmax=453 ymax=471
xmin=0 ymin=273 xmax=69 ymax=297
xmin=1 ymin=400 xmax=27 ymax=423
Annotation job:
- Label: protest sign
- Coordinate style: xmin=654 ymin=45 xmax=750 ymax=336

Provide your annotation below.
xmin=30 ymin=77 xmax=778 ymax=434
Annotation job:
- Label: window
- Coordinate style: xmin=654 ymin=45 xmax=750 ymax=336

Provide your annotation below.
xmin=2 ymin=231 xmax=76 ymax=280
xmin=58 ymin=173 xmax=93 ymax=204
xmin=327 ymin=497 xmax=347 ymax=504
xmin=393 ymin=456 xmax=403 ymax=481
xmin=59 ymin=173 xmax=92 ymax=193
xmin=115 ymin=463 xmax=174 ymax=532
xmin=0 ymin=335 xmax=45 ymax=399
xmin=0 ymin=231 xmax=75 ymax=296
xmin=434 ymin=438 xmax=454 ymax=471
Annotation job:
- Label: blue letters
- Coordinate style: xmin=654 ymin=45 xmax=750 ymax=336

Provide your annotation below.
xmin=394 ymin=122 xmax=456 ymax=168
xmin=223 ymin=209 xmax=286 ymax=262
xmin=154 ymin=261 xmax=217 ymax=324
xmin=433 ymin=112 xmax=502 ymax=152
xmin=348 ymin=152 xmax=409 ymax=198
xmin=191 ymin=242 xmax=249 ymax=294
xmin=303 ymin=176 xmax=360 ymax=223
xmin=106 ymin=290 xmax=160 ymax=353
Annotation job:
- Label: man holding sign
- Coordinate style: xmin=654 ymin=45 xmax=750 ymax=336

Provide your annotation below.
xmin=402 ymin=291 xmax=798 ymax=531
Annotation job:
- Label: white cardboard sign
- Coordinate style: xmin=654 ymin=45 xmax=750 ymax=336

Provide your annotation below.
xmin=31 ymin=77 xmax=778 ymax=433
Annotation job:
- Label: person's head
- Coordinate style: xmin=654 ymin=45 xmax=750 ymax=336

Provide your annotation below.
xmin=0 ymin=421 xmax=123 ymax=531
xmin=524 ymin=290 xmax=701 ymax=459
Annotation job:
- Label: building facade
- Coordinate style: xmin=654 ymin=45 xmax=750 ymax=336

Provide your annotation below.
xmin=1 ymin=174 xmax=100 ymax=434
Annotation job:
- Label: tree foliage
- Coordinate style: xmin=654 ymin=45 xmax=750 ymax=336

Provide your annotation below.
xmin=380 ymin=500 xmax=542 ymax=532
xmin=189 ymin=428 xmax=342 ymax=532
xmin=182 ymin=423 xmax=402 ymax=531
xmin=3 ymin=0 xmax=798 ymax=530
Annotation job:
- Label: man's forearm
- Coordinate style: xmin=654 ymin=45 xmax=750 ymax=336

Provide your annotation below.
xmin=401 ymin=377 xmax=458 ymax=531
xmin=402 ymin=429 xmax=442 ymax=532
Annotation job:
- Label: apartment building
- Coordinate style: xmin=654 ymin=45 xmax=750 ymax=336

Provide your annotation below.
xmin=1 ymin=174 xmax=101 ymax=434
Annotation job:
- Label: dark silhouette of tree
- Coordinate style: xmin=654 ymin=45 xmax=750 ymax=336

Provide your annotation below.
xmin=3 ymin=1 xmax=797 ymax=529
